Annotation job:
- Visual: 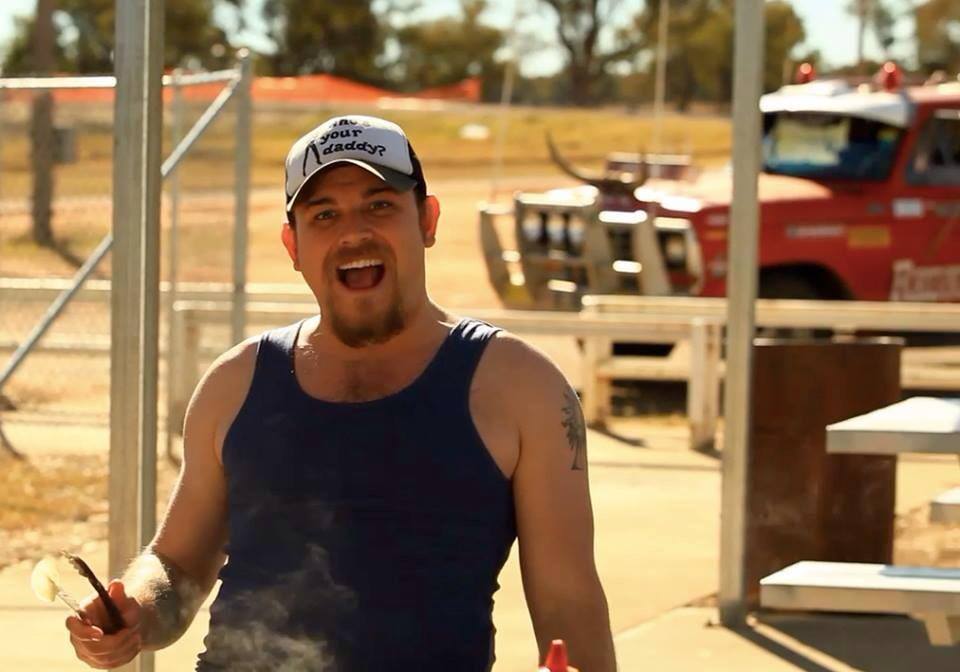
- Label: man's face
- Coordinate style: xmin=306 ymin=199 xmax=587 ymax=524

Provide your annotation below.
xmin=281 ymin=165 xmax=438 ymax=348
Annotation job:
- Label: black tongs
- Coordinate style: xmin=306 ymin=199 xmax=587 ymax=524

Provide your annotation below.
xmin=60 ymin=551 xmax=126 ymax=634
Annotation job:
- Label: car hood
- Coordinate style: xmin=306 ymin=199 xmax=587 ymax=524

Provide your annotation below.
xmin=634 ymin=169 xmax=835 ymax=211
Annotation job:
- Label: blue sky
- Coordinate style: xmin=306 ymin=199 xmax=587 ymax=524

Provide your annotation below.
xmin=0 ymin=0 xmax=919 ymax=76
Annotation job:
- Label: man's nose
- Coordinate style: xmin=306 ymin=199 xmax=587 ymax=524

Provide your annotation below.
xmin=336 ymin=210 xmax=375 ymax=245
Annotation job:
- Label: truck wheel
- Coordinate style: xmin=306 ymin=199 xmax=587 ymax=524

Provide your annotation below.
xmin=757 ymin=272 xmax=827 ymax=339
xmin=758 ymin=272 xmax=821 ymax=300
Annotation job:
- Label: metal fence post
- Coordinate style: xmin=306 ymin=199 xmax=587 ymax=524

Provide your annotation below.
xmin=165 ymin=69 xmax=184 ymax=461
xmin=719 ymin=0 xmax=764 ymax=627
xmin=110 ymin=1 xmax=163 ymax=670
xmin=232 ymin=49 xmax=252 ymax=345
xmin=0 ymin=88 xmax=4 ymax=212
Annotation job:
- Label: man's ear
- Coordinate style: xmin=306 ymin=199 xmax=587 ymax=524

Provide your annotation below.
xmin=420 ymin=195 xmax=440 ymax=248
xmin=281 ymin=220 xmax=300 ymax=271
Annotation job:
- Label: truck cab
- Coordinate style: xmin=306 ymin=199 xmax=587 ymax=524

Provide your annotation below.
xmin=480 ymin=64 xmax=960 ymax=309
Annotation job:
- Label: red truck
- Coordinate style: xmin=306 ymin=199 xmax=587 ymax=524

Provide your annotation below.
xmin=480 ymin=64 xmax=960 ymax=309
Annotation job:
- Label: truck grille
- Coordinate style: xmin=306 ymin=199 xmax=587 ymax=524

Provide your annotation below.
xmin=606 ymin=227 xmax=633 ymax=260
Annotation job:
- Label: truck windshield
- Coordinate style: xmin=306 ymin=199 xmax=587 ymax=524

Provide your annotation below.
xmin=763 ymin=112 xmax=902 ymax=180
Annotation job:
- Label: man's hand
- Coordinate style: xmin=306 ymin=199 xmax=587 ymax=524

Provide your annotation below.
xmin=66 ymin=580 xmax=143 ymax=669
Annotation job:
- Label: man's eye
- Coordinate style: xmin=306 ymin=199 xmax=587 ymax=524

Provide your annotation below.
xmin=370 ymin=200 xmax=393 ymax=211
xmin=314 ymin=210 xmax=336 ymax=221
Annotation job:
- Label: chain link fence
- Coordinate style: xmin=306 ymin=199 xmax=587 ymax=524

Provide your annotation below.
xmin=0 ymin=65 xmax=247 ymax=435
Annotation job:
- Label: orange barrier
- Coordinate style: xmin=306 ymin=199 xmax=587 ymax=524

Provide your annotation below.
xmin=2 ymin=74 xmax=482 ymax=105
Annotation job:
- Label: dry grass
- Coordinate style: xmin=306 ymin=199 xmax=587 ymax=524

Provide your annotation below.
xmin=0 ymin=454 xmax=105 ymax=531
xmin=0 ymin=100 xmax=732 ymax=198
xmin=0 ymin=445 xmax=181 ymax=570
xmin=0 ymin=101 xmax=732 ymax=282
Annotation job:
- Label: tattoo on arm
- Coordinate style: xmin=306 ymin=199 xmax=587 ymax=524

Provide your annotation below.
xmin=561 ymin=388 xmax=587 ymax=471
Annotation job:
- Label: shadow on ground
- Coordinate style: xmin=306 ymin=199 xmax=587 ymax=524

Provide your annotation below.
xmin=740 ymin=612 xmax=960 ymax=671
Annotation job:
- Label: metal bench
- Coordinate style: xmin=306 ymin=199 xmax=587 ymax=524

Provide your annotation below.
xmin=931 ymin=487 xmax=960 ymax=525
xmin=760 ymin=561 xmax=960 ymax=646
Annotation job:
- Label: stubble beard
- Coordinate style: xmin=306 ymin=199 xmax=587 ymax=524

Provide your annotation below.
xmin=326 ymin=281 xmax=407 ymax=348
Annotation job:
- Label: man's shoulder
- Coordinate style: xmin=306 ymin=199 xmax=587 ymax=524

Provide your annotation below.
xmin=191 ymin=337 xmax=260 ymax=415
xmin=197 ymin=317 xmax=308 ymax=406
xmin=475 ymin=327 xmax=569 ymax=395
xmin=205 ymin=319 xmax=301 ymax=383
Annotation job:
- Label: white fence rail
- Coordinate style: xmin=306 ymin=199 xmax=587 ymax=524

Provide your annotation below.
xmin=7 ymin=281 xmax=960 ymax=441
xmin=169 ymin=301 xmax=724 ymax=452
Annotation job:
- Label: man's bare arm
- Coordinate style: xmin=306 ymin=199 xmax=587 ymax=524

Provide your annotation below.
xmin=493 ymin=334 xmax=616 ymax=671
xmin=123 ymin=339 xmax=257 ymax=649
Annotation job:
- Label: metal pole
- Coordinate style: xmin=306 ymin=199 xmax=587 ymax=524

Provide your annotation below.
xmin=651 ymin=0 xmax=670 ymax=168
xmin=165 ymin=70 xmax=184 ymax=460
xmin=110 ymin=2 xmax=163 ymax=672
xmin=30 ymin=0 xmax=55 ymax=247
xmin=490 ymin=60 xmax=515 ymax=202
xmin=490 ymin=0 xmax=523 ymax=202
xmin=160 ymin=76 xmax=240 ymax=178
xmin=0 ymin=88 xmax=5 ymax=216
xmin=719 ymin=0 xmax=763 ymax=627
xmin=232 ymin=50 xmax=252 ymax=345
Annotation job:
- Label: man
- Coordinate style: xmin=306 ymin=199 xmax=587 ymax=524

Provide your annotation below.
xmin=66 ymin=115 xmax=616 ymax=671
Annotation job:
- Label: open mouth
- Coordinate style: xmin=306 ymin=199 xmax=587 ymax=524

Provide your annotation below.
xmin=336 ymin=258 xmax=386 ymax=291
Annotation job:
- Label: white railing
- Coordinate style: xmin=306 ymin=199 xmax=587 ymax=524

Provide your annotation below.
xmin=169 ymin=301 xmax=724 ymax=453
xmin=7 ymin=283 xmax=960 ymax=446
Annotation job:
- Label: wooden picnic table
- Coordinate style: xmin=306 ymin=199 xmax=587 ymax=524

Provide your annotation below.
xmin=827 ymin=396 xmax=960 ymax=457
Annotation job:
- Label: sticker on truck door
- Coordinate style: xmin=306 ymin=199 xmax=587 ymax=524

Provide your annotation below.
xmin=890 ymin=259 xmax=960 ymax=301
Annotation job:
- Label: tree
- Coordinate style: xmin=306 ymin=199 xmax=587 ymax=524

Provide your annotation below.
xmin=536 ymin=0 xmax=647 ymax=106
xmin=632 ymin=0 xmax=805 ymax=111
xmin=847 ymin=0 xmax=897 ymax=73
xmin=2 ymin=0 xmax=242 ymax=75
xmin=0 ymin=15 xmax=71 ymax=75
xmin=632 ymin=0 xmax=736 ymax=111
xmin=764 ymin=1 xmax=806 ymax=91
xmin=385 ymin=0 xmax=506 ymax=99
xmin=261 ymin=1 xmax=383 ymax=81
xmin=915 ymin=0 xmax=960 ymax=74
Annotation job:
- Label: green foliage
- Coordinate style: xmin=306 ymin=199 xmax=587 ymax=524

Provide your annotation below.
xmin=847 ymin=0 xmax=898 ymax=58
xmin=537 ymin=0 xmax=647 ymax=106
xmin=1 ymin=0 xmax=242 ymax=75
xmin=915 ymin=0 xmax=960 ymax=73
xmin=386 ymin=0 xmax=506 ymax=98
xmin=765 ymin=1 xmax=806 ymax=91
xmin=1 ymin=15 xmax=71 ymax=75
xmin=632 ymin=0 xmax=805 ymax=111
xmin=260 ymin=0 xmax=382 ymax=81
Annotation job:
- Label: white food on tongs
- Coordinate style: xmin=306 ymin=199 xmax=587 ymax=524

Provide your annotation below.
xmin=30 ymin=555 xmax=86 ymax=617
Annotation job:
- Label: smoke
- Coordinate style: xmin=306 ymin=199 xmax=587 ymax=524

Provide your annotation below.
xmin=197 ymin=542 xmax=357 ymax=671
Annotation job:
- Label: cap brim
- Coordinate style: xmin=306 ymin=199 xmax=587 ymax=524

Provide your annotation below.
xmin=286 ymin=158 xmax=417 ymax=212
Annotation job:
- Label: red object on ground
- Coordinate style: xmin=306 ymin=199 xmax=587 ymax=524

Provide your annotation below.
xmin=541 ymin=639 xmax=569 ymax=671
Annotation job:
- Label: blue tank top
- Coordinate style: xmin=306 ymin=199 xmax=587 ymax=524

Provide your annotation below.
xmin=196 ymin=318 xmax=517 ymax=672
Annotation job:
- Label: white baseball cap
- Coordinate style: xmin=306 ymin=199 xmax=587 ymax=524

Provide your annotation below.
xmin=284 ymin=115 xmax=425 ymax=212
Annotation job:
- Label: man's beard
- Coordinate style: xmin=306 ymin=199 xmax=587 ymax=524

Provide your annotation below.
xmin=326 ymin=277 xmax=407 ymax=348
xmin=322 ymin=239 xmax=409 ymax=348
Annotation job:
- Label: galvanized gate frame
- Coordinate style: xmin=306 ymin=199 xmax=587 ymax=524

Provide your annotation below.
xmin=0 ymin=55 xmax=252 ymax=397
